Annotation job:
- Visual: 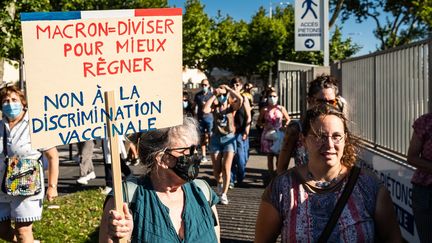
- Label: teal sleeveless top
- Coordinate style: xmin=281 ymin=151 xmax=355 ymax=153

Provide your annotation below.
xmin=131 ymin=177 xmax=219 ymax=243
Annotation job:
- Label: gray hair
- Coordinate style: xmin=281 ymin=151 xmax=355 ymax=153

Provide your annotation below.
xmin=137 ymin=117 xmax=200 ymax=174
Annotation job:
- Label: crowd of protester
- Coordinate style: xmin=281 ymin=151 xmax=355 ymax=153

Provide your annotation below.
xmin=3 ymin=73 xmax=430 ymax=242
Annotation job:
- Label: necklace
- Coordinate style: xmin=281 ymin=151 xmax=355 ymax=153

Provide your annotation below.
xmin=307 ymin=166 xmax=343 ymax=189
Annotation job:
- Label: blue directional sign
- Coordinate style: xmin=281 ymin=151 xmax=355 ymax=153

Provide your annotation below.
xmin=304 ymin=39 xmax=315 ymax=49
xmin=295 ymin=0 xmax=322 ymax=51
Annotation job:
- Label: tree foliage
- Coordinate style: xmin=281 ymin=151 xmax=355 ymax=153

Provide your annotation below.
xmin=335 ymin=0 xmax=431 ymax=50
xmin=1 ymin=0 xmax=365 ymax=84
xmin=0 ymin=0 xmax=167 ymax=61
xmin=207 ymin=14 xmax=249 ymax=75
xmin=182 ymin=0 xmax=212 ymax=70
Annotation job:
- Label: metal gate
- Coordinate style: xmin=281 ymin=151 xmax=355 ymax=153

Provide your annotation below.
xmin=277 ymin=70 xmax=308 ymax=119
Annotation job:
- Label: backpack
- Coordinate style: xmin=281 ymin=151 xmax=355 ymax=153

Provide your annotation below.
xmin=122 ymin=176 xmax=213 ymax=206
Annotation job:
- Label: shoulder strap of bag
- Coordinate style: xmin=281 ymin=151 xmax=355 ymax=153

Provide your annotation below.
xmin=122 ymin=175 xmax=139 ymax=205
xmin=122 ymin=177 xmax=212 ymax=207
xmin=318 ymin=166 xmax=361 ymax=243
xmin=193 ymin=178 xmax=212 ymax=206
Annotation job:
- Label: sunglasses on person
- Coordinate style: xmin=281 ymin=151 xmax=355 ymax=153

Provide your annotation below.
xmin=165 ymin=145 xmax=198 ymax=156
xmin=316 ymin=98 xmax=338 ymax=106
xmin=164 ymin=145 xmax=200 ymax=181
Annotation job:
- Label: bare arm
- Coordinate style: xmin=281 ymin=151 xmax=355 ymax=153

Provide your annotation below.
xmin=280 ymin=106 xmax=290 ymax=126
xmin=256 ymin=108 xmax=266 ymax=128
xmin=99 ymin=199 xmax=133 ymax=243
xmin=277 ymin=126 xmax=300 ymax=174
xmin=407 ymin=132 xmax=432 ymax=174
xmin=203 ymin=94 xmax=216 ymax=114
xmin=242 ymin=95 xmax=252 ymax=140
xmin=44 ymin=147 xmax=59 ymax=202
xmin=224 ymin=85 xmax=242 ymax=111
xmin=374 ymin=186 xmax=403 ymax=242
xmin=211 ymin=205 xmax=221 ymax=243
xmin=254 ymin=201 xmax=281 ymax=243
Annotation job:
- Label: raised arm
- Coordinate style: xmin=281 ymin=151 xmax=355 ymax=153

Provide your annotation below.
xmin=223 ymin=85 xmax=242 ymax=111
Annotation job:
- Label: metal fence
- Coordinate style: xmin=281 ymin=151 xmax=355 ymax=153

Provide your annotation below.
xmin=277 ymin=70 xmax=306 ymax=118
xmin=276 ymin=61 xmax=330 ymax=119
xmin=340 ymin=38 xmax=431 ymax=156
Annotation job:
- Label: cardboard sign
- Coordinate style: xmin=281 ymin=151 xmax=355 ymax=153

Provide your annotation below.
xmin=21 ymin=8 xmax=183 ymax=149
xmin=295 ymin=0 xmax=322 ymax=51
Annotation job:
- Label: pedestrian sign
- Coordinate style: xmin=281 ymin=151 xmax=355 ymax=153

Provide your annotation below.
xmin=295 ymin=0 xmax=322 ymax=51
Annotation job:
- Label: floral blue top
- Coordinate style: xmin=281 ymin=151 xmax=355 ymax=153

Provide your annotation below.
xmin=263 ymin=167 xmax=382 ymax=242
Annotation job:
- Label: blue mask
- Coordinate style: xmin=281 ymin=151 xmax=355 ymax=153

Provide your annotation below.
xmin=218 ymin=95 xmax=227 ymax=104
xmin=2 ymin=102 xmax=23 ymax=119
xmin=183 ymin=101 xmax=188 ymax=109
xmin=202 ymin=87 xmax=209 ymax=93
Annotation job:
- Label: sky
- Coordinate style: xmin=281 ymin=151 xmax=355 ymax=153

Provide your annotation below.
xmin=168 ymin=0 xmax=380 ymax=57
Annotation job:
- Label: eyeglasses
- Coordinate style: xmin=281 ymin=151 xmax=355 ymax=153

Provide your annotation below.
xmin=316 ymin=98 xmax=338 ymax=106
xmin=309 ymin=133 xmax=345 ymax=145
xmin=165 ymin=145 xmax=197 ymax=155
xmin=164 ymin=145 xmax=200 ymax=164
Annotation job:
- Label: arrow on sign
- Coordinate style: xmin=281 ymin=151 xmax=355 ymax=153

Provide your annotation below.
xmin=305 ymin=39 xmax=315 ymax=49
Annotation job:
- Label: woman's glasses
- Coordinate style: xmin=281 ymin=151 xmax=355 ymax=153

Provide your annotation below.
xmin=165 ymin=145 xmax=197 ymax=155
xmin=310 ymin=133 xmax=345 ymax=145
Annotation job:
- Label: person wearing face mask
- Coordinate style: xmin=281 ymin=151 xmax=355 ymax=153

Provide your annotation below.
xmin=257 ymin=90 xmax=290 ymax=181
xmin=203 ymin=84 xmax=242 ymax=205
xmin=182 ymin=91 xmax=194 ymax=117
xmin=0 ymin=84 xmax=59 ymax=242
xmin=100 ymin=117 xmax=221 ymax=243
xmin=193 ymin=79 xmax=214 ymax=163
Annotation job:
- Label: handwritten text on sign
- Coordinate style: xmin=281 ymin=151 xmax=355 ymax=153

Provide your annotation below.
xmin=21 ymin=9 xmax=183 ymax=149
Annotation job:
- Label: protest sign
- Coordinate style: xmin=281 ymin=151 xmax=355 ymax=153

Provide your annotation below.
xmin=21 ymin=8 xmax=183 ymax=149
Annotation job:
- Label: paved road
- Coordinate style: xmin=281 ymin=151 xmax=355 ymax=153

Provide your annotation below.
xmin=55 ymin=137 xmax=271 ymax=243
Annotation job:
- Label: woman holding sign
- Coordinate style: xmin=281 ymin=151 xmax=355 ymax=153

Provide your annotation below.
xmin=99 ymin=117 xmax=220 ymax=242
xmin=0 ymin=84 xmax=59 ymax=242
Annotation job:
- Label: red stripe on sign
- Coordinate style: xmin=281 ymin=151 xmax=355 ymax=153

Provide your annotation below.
xmin=135 ymin=8 xmax=182 ymax=16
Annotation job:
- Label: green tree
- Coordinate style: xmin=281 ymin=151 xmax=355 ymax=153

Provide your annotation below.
xmin=248 ymin=7 xmax=287 ymax=85
xmin=0 ymin=0 xmax=51 ymax=61
xmin=0 ymin=0 xmax=167 ymax=62
xmin=330 ymin=26 xmax=361 ymax=61
xmin=207 ymin=13 xmax=249 ymax=76
xmin=182 ymin=0 xmax=212 ymax=70
xmin=336 ymin=0 xmax=431 ymax=50
xmin=413 ymin=0 xmax=432 ymax=28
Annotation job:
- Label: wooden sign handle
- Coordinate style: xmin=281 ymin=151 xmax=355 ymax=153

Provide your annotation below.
xmin=104 ymin=91 xmax=128 ymax=243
